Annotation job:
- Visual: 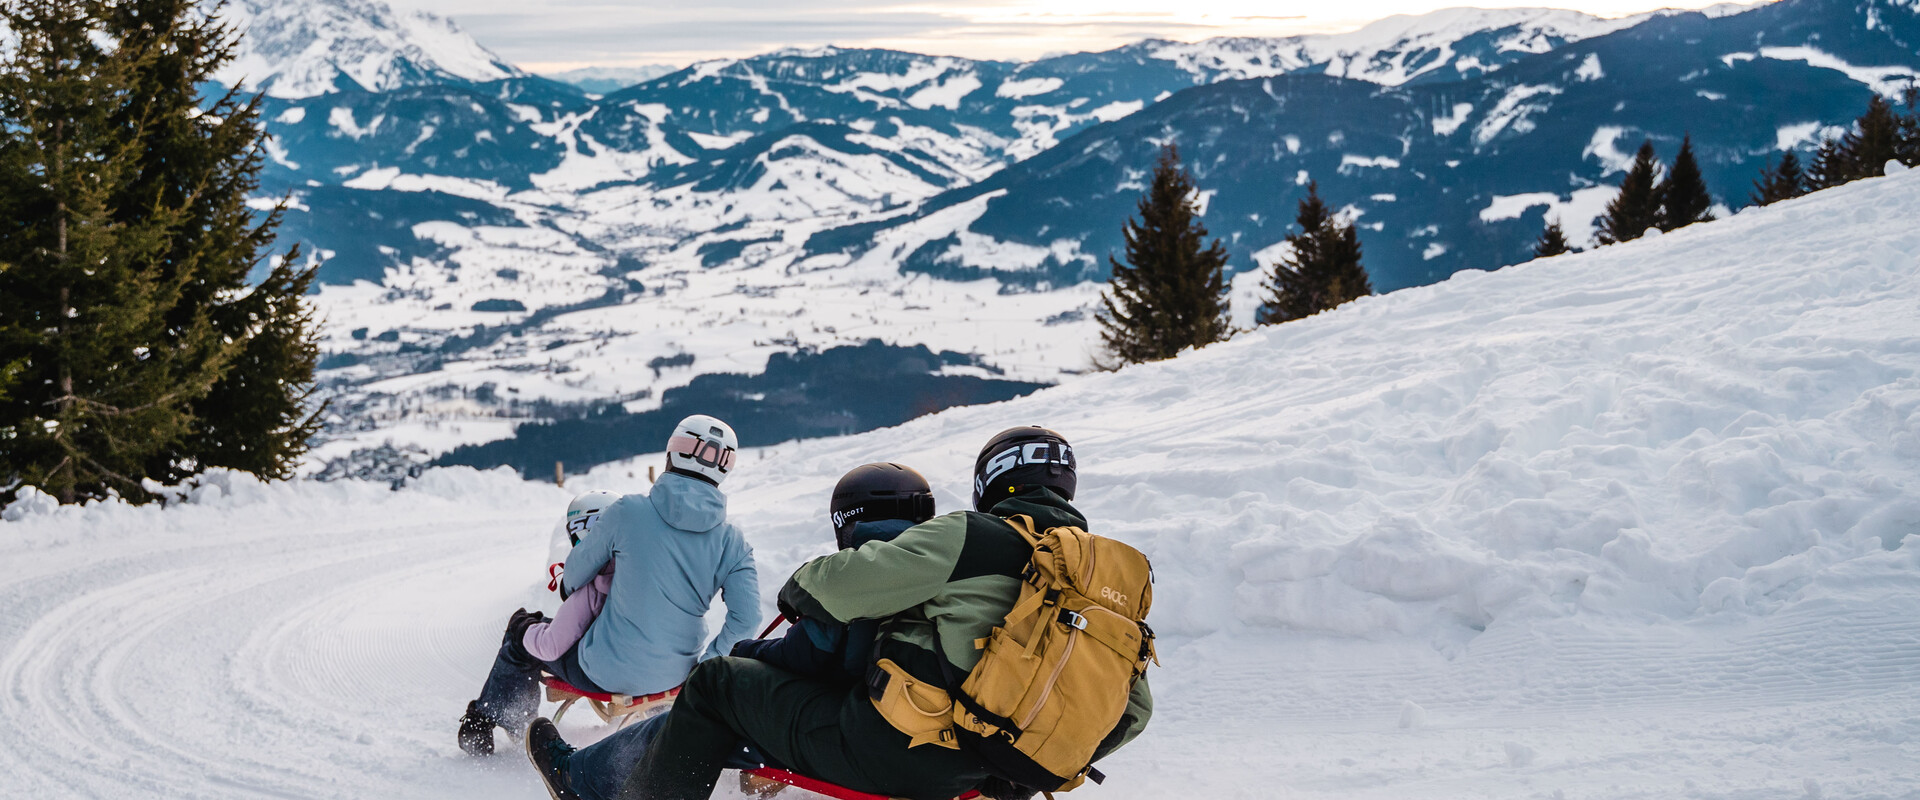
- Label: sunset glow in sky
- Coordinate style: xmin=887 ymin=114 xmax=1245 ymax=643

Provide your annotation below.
xmin=384 ymin=0 xmax=1759 ymax=72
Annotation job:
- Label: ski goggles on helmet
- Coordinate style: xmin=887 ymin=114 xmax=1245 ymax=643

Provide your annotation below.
xmin=668 ymin=434 xmax=736 ymax=473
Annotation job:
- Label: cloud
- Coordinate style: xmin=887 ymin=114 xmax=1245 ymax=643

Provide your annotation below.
xmin=383 ymin=0 xmax=1744 ymax=70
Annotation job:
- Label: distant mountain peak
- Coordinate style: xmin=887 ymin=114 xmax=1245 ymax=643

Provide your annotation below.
xmin=541 ymin=64 xmax=680 ymax=94
xmin=214 ymin=0 xmax=522 ymax=98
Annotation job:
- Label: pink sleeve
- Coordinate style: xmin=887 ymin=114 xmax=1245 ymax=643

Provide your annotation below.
xmin=522 ymin=575 xmax=610 ymax=663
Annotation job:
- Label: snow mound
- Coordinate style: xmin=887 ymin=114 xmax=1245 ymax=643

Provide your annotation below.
xmin=710 ymin=167 xmax=1920 ymax=645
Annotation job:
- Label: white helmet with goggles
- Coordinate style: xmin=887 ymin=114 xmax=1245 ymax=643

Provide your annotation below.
xmin=665 ymin=414 xmax=739 ymax=486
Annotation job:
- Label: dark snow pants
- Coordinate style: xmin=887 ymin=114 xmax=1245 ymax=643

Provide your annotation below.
xmin=473 ymin=616 xmax=604 ymax=731
xmin=616 ymin=656 xmax=987 ymax=800
xmin=567 ymin=711 xmax=767 ymax=800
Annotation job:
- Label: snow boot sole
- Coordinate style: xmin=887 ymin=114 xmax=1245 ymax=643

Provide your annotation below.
xmin=524 ymin=717 xmax=581 ymax=800
xmin=458 ymin=701 xmax=494 ymax=757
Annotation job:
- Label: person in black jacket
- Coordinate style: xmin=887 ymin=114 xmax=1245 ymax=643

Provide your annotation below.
xmin=729 ymin=462 xmax=934 ymax=682
xmin=526 ymin=463 xmax=937 ymax=800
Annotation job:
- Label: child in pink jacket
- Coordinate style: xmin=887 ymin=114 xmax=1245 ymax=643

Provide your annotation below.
xmin=524 ymin=491 xmax=618 ymax=664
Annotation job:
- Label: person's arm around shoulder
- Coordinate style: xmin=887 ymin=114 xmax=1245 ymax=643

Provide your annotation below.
xmin=562 ymin=500 xmax=620 ymax=598
xmin=729 ymin=618 xmax=843 ymax=677
xmin=523 ymin=576 xmax=607 ymax=662
xmin=778 ymin=511 xmax=968 ymax=624
xmin=702 ymin=524 xmax=761 ymax=660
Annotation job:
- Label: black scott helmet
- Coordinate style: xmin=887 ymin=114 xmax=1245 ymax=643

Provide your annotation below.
xmin=972 ymin=426 xmax=1076 ymax=511
xmin=830 ymin=463 xmax=936 ymax=549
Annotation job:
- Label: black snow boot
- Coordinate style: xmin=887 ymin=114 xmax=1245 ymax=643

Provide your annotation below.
xmin=458 ymin=700 xmax=495 ymax=757
xmin=525 ymin=717 xmax=581 ymax=800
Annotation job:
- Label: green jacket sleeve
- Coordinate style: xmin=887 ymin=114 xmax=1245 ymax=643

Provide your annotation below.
xmin=779 ymin=512 xmax=968 ymax=624
xmin=1092 ymin=673 xmax=1153 ymax=763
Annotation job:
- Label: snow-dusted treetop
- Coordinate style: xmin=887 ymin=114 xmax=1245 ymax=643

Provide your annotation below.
xmin=213 ymin=0 xmax=522 ymax=98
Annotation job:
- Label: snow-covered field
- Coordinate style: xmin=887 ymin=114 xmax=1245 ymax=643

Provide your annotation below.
xmin=4 ymin=168 xmax=1919 ymax=799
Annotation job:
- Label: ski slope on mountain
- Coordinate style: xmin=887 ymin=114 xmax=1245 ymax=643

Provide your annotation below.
xmin=4 ymin=169 xmax=1919 ymax=799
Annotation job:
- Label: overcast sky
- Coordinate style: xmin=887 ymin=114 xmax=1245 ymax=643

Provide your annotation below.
xmin=382 ymin=0 xmax=1745 ymax=73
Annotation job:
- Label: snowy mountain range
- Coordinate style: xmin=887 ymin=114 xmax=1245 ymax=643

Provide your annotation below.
xmin=215 ymin=0 xmax=522 ymax=97
xmin=217 ymin=0 xmax=1920 ymax=475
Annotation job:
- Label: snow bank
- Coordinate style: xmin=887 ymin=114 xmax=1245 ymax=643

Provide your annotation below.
xmin=699 ymin=167 xmax=1920 ymax=646
xmin=1 ymin=467 xmax=563 ymax=551
xmin=5 ymin=168 xmax=1918 ymax=800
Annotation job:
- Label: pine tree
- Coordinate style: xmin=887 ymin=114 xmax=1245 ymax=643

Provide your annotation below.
xmin=1534 ymin=219 xmax=1572 ymax=259
xmin=1749 ymin=151 xmax=1809 ymax=206
xmin=1658 ymin=135 xmax=1714 ymax=231
xmin=0 ymin=0 xmax=318 ymax=502
xmin=1596 ymin=139 xmax=1664 ymax=244
xmin=1896 ymin=86 xmax=1920 ymax=168
xmin=1852 ymin=94 xmax=1903 ymax=177
xmin=0 ymin=0 xmax=221 ymax=503
xmin=1808 ymin=136 xmax=1852 ymax=190
xmin=1096 ymin=144 xmax=1232 ymax=366
xmin=1256 ymin=182 xmax=1372 ymax=325
xmin=105 ymin=0 xmax=322 ymax=481
xmin=1811 ymin=95 xmax=1904 ymax=188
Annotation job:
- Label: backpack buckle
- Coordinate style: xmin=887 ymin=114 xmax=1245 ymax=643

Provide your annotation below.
xmin=1059 ymin=610 xmax=1087 ymax=630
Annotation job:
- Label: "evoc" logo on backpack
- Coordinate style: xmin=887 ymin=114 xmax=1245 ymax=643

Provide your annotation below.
xmin=1100 ymin=586 xmax=1128 ymax=607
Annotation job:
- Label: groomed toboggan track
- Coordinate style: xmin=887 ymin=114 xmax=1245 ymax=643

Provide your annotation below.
xmin=0 ymin=507 xmax=561 ymax=799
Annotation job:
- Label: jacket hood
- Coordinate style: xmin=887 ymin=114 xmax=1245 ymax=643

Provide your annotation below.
xmin=649 ymin=472 xmax=728 ymax=532
xmin=986 ymin=486 xmax=1087 ymax=531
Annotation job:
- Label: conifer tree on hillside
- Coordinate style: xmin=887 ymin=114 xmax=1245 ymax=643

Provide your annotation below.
xmin=1534 ymin=219 xmax=1573 ymax=259
xmin=106 ymin=0 xmax=321 ymax=481
xmin=1896 ymin=86 xmax=1920 ymax=167
xmin=1597 ymin=140 xmax=1664 ymax=245
xmin=1850 ymin=94 xmax=1904 ymax=176
xmin=0 ymin=0 xmax=319 ymax=502
xmin=1811 ymin=95 xmax=1904 ymax=188
xmin=1256 ymin=182 xmax=1371 ymax=325
xmin=1808 ymin=136 xmax=1852 ymax=191
xmin=1658 ymin=135 xmax=1714 ymax=231
xmin=1096 ymin=144 xmax=1231 ymax=367
xmin=0 ymin=0 xmax=214 ymax=503
xmin=1749 ymin=151 xmax=1809 ymax=206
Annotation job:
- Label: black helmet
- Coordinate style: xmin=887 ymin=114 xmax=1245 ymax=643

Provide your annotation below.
xmin=972 ymin=426 xmax=1076 ymax=511
xmin=830 ymin=463 xmax=936 ymax=549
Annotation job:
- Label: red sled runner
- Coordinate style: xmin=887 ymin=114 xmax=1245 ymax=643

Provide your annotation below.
xmin=540 ymin=676 xmax=979 ymax=800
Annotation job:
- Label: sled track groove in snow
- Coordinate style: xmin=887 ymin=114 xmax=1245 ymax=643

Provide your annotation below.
xmin=0 ymin=510 xmax=558 ymax=799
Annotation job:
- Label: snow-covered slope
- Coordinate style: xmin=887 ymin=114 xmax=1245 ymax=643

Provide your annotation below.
xmin=215 ymin=0 xmax=522 ymax=97
xmin=5 ymin=161 xmax=1918 ymax=799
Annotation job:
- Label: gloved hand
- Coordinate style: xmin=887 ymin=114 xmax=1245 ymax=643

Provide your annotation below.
xmin=976 ymin=777 xmax=1037 ymax=800
xmin=507 ymin=607 xmax=548 ymax=639
xmin=776 ymin=594 xmax=799 ymax=622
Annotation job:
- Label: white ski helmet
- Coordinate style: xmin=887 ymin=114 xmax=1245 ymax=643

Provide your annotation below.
xmin=563 ymin=490 xmax=620 ymax=545
xmin=664 ymin=414 xmax=739 ymax=486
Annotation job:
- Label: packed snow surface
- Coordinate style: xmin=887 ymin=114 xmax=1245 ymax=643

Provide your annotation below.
xmin=5 ymin=170 xmax=1920 ymax=798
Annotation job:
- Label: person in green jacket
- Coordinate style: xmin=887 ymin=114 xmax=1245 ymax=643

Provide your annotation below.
xmin=524 ymin=426 xmax=1152 ymax=800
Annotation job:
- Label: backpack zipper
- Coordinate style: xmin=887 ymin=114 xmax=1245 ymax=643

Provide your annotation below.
xmin=1019 ymin=626 xmax=1078 ymax=729
xmin=1081 ymin=534 xmax=1097 ymax=589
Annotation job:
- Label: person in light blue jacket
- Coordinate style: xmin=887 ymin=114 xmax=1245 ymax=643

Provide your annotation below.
xmin=459 ymin=414 xmax=760 ymax=757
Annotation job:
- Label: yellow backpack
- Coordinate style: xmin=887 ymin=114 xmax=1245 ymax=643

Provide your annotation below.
xmin=952 ymin=514 xmax=1157 ymax=792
